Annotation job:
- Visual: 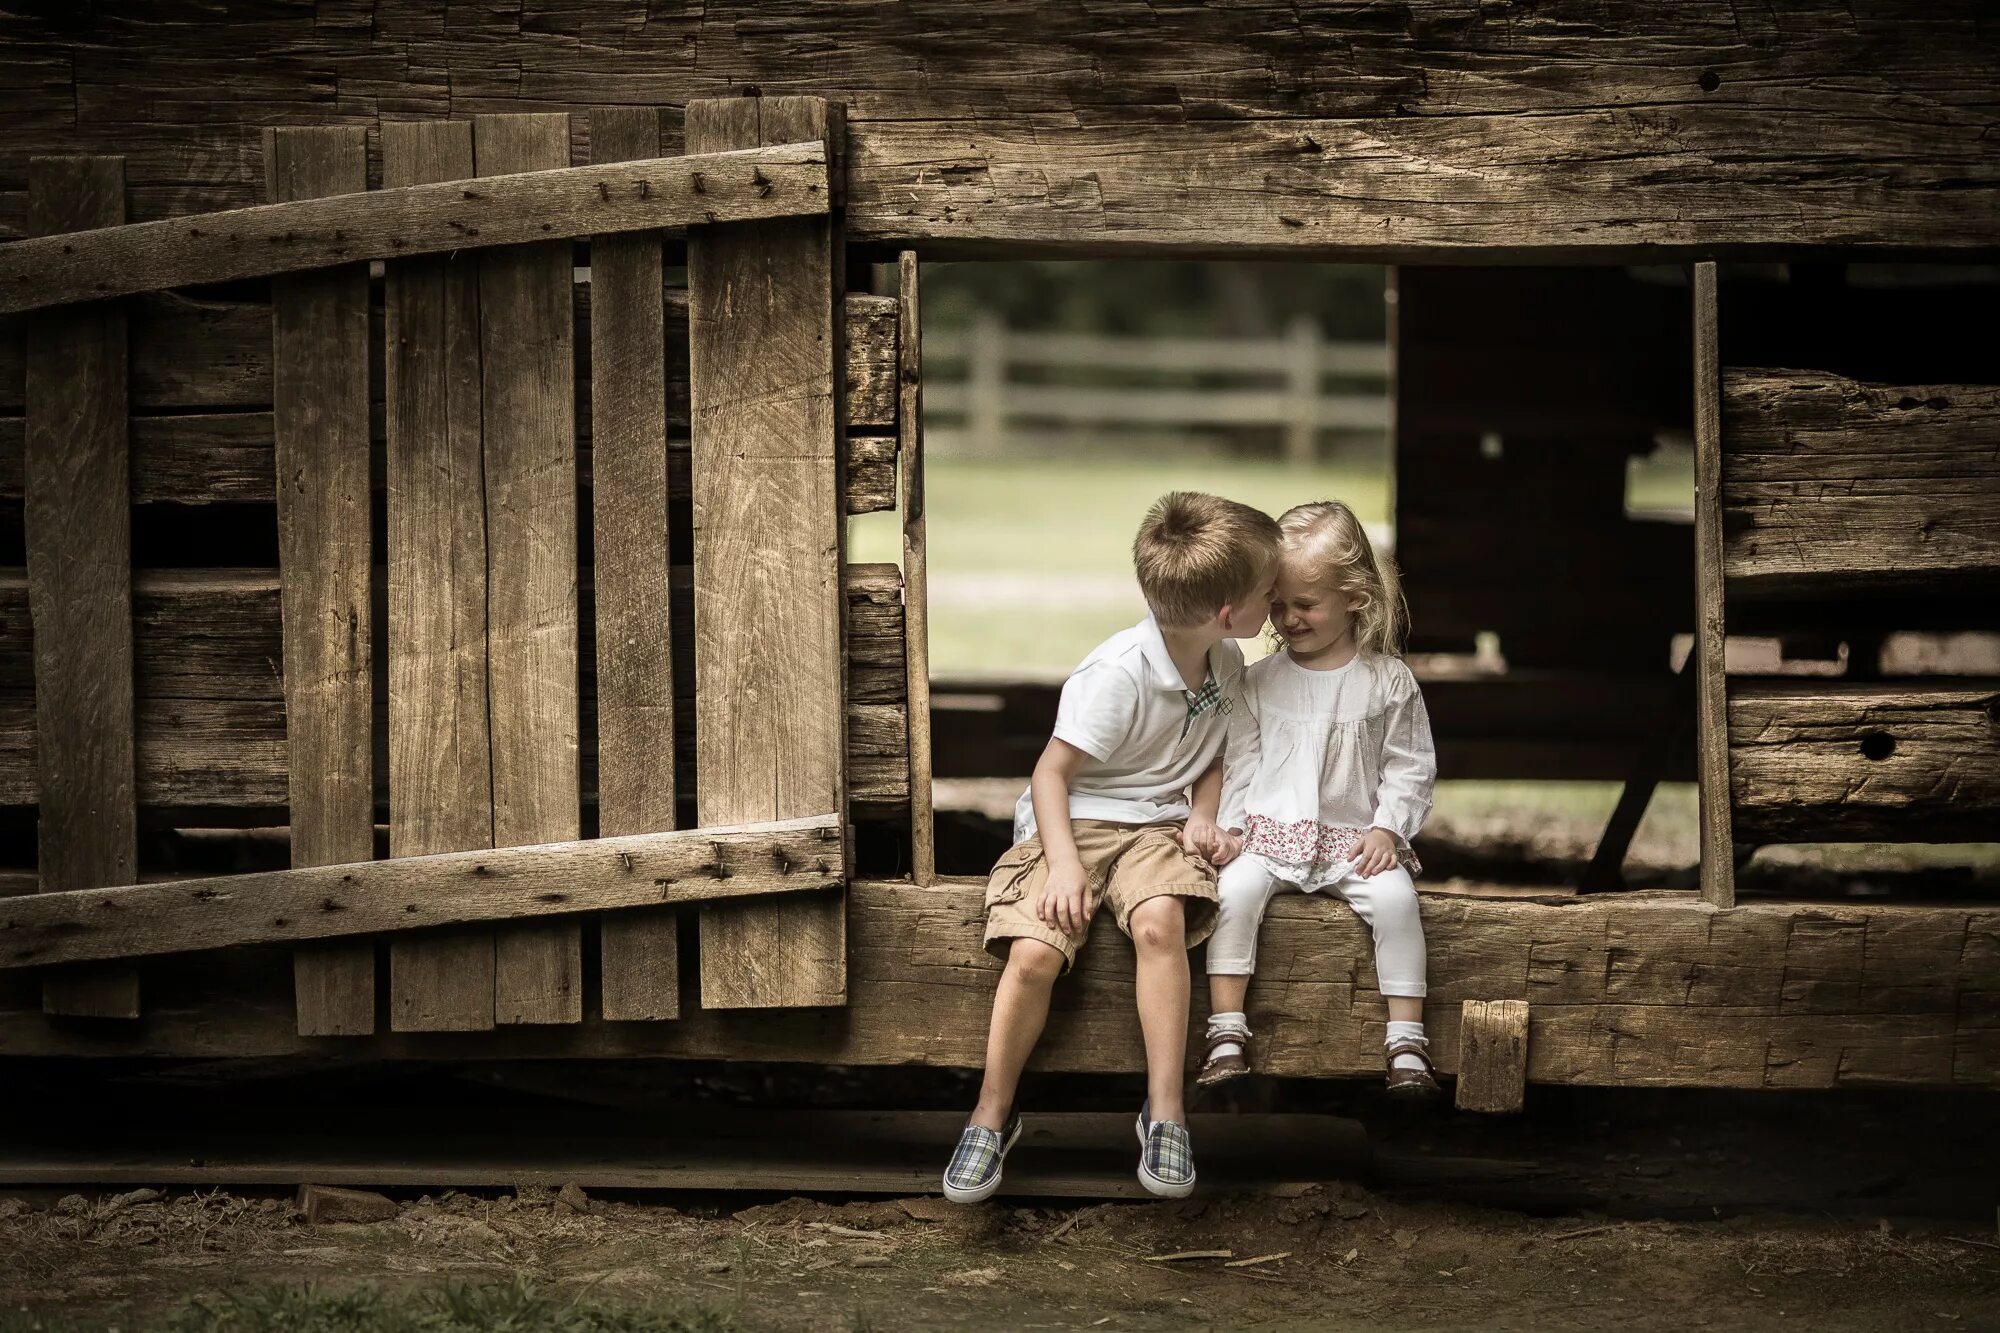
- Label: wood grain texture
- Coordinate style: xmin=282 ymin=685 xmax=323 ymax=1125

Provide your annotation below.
xmin=475 ymin=114 xmax=584 ymax=1026
xmin=0 ymin=142 xmax=828 ymax=315
xmin=589 ymin=107 xmax=679 ymax=1022
xmin=1721 ymin=371 xmax=2000 ymax=597
xmin=24 ymin=155 xmax=140 ymax=1018
xmin=0 ymin=817 xmax=842 ymax=969
xmin=1690 ymin=264 xmax=1734 ymax=909
xmin=1456 ymin=999 xmax=1530 ymax=1113
xmin=0 ymin=567 xmax=909 ymax=812
xmin=265 ymin=126 xmax=377 ymax=1038
xmin=3 ymin=884 xmax=1995 ymax=1091
xmin=381 ymin=120 xmax=496 ymax=1034
xmin=0 ymin=4 xmax=1994 ymax=256
xmin=897 ymin=252 xmax=934 ymax=885
xmin=1730 ymin=681 xmax=2000 ymax=844
xmin=687 ymin=97 xmax=848 ymax=1010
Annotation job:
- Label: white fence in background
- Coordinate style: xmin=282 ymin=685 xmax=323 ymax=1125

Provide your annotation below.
xmin=923 ymin=311 xmax=1390 ymax=461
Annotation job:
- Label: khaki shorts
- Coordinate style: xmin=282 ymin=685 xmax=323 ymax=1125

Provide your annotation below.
xmin=983 ymin=820 xmax=1220 ymax=971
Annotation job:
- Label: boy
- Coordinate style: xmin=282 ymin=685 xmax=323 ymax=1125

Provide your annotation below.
xmin=942 ymin=492 xmax=1281 ymax=1202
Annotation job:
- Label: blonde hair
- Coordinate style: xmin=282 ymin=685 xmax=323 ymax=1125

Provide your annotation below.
xmin=1133 ymin=492 xmax=1282 ymax=628
xmin=1276 ymin=500 xmax=1408 ymax=656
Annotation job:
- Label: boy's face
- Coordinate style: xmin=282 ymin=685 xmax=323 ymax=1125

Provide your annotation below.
xmin=1218 ymin=573 xmax=1277 ymax=640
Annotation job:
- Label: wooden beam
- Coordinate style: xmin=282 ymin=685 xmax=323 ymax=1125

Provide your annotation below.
xmin=1691 ymin=263 xmax=1735 ymax=909
xmin=1456 ymin=999 xmax=1530 ymax=1114
xmin=381 ymin=119 xmax=497 ymax=1034
xmin=688 ymin=96 xmax=849 ymax=1010
xmin=475 ymin=113 xmax=585 ymax=1027
xmin=264 ymin=126 xmax=377 ymax=1038
xmin=0 ymin=143 xmax=830 ymax=316
xmin=23 ymin=156 xmax=141 ymax=1019
xmin=898 ymin=251 xmax=935 ymax=886
xmin=1730 ymin=681 xmax=2000 ymax=843
xmin=589 ymin=106 xmax=680 ymax=1023
xmin=3 ymin=883 xmax=1995 ymax=1091
xmin=0 ymin=817 xmax=842 ymax=970
xmin=1721 ymin=371 xmax=2000 ymax=598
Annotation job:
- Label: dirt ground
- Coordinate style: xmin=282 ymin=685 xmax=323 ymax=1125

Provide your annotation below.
xmin=3 ymin=1181 xmax=1997 ymax=1332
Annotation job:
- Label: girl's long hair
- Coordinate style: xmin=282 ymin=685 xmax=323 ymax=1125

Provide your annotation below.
xmin=1277 ymin=500 xmax=1409 ymax=657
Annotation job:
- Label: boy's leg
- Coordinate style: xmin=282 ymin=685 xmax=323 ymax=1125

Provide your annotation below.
xmin=1128 ymin=895 xmax=1191 ymax=1125
xmin=969 ymin=936 xmax=1066 ymax=1131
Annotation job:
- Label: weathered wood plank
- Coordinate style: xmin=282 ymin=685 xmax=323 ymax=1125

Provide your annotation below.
xmin=381 ymin=120 xmax=497 ymax=1034
xmin=589 ymin=106 xmax=680 ymax=1023
xmin=0 ymin=817 xmax=843 ymax=969
xmin=475 ymin=113 xmax=584 ymax=1027
xmin=1691 ymin=264 xmax=1735 ymax=909
xmin=1 ymin=290 xmax=900 ymax=444
xmin=0 ymin=567 xmax=910 ymax=811
xmin=1730 ymin=681 xmax=2000 ymax=844
xmin=1456 ymin=999 xmax=1530 ymax=1113
xmin=897 ymin=252 xmax=934 ymax=885
xmin=265 ymin=126 xmax=377 ymax=1038
xmin=24 ymin=156 xmax=140 ymax=1018
xmin=0 ymin=143 xmax=830 ymax=315
xmin=1721 ymin=371 xmax=2000 ymax=597
xmin=1 ymin=5 xmax=1996 ymax=256
xmin=688 ymin=97 xmax=848 ymax=1010
xmin=2 ymin=884 xmax=1994 ymax=1091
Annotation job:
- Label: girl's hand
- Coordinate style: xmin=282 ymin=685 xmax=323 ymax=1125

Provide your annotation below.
xmin=1179 ymin=814 xmax=1225 ymax=864
xmin=1036 ymin=860 xmax=1094 ymax=937
xmin=1354 ymin=828 xmax=1399 ymax=878
xmin=1213 ymin=829 xmax=1245 ymax=867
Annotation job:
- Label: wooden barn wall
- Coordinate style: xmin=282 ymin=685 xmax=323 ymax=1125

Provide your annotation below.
xmin=1 ymin=3 xmax=1997 ymax=258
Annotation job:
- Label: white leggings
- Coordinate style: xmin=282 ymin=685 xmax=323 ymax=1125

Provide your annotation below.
xmin=1206 ymin=855 xmax=1428 ymax=997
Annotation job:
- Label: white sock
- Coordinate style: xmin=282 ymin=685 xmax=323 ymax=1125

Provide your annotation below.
xmin=1386 ymin=1020 xmax=1428 ymax=1072
xmin=1207 ymin=1010 xmax=1250 ymax=1060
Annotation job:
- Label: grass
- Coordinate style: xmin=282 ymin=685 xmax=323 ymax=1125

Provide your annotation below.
xmin=0 ymin=1276 xmax=737 ymax=1333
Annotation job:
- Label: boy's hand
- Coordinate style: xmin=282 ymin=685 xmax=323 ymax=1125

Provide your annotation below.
xmin=1179 ymin=814 xmax=1226 ymax=864
xmin=1354 ymin=828 xmax=1399 ymax=878
xmin=1036 ymin=859 xmax=1093 ymax=937
xmin=1212 ymin=829 xmax=1245 ymax=867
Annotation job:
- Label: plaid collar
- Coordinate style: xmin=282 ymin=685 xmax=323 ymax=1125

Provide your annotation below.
xmin=1184 ymin=674 xmax=1223 ymax=721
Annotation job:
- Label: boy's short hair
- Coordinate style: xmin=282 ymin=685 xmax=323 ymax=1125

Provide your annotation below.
xmin=1133 ymin=491 xmax=1282 ymax=627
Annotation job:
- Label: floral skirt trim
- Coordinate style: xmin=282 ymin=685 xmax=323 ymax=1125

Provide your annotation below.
xmin=1243 ymin=813 xmax=1422 ymax=879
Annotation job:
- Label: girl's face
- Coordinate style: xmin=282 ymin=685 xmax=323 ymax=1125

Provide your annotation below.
xmin=1270 ymin=556 xmax=1362 ymax=659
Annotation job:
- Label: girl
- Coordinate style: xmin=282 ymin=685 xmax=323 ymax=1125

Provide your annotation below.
xmin=1198 ymin=500 xmax=1439 ymax=1095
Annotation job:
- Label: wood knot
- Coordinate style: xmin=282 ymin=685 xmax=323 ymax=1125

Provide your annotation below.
xmin=752 ymin=167 xmax=773 ymax=197
xmin=319 ymin=898 xmax=345 ymax=913
xmin=598 ymin=181 xmax=611 ymax=201
xmin=690 ymin=171 xmax=705 ymax=194
xmin=1297 ymin=133 xmax=1323 ymax=153
xmin=1697 ymin=70 xmax=1721 ymax=93
xmin=471 ymin=864 xmax=490 ymax=876
xmin=1859 ymin=732 xmax=1896 ymax=762
xmin=537 ymin=893 xmax=568 ymax=904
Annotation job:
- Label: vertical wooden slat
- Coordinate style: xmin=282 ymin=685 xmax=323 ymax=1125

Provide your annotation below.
xmin=475 ymin=113 xmax=584 ymax=1025
xmin=24 ymin=155 xmax=140 ymax=1018
xmin=264 ymin=126 xmax=377 ymax=1037
xmin=688 ymin=96 xmax=849 ymax=1009
xmin=1691 ymin=262 xmax=1736 ymax=910
xmin=590 ymin=106 xmax=680 ymax=1022
xmin=383 ymin=120 xmax=498 ymax=1032
xmin=898 ymin=251 xmax=936 ymax=887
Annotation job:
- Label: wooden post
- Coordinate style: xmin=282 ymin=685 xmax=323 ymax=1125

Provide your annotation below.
xmin=476 ymin=113 xmax=584 ymax=1025
xmin=1283 ymin=314 xmax=1320 ymax=466
xmin=24 ymin=155 xmax=140 ymax=1018
xmin=687 ymin=95 xmax=849 ymax=1009
xmin=1691 ymin=263 xmax=1736 ymax=909
xmin=383 ymin=120 xmax=498 ymax=1033
xmin=590 ymin=106 xmax=681 ymax=1021
xmin=1455 ymin=999 xmax=1530 ymax=1114
xmin=967 ymin=307 xmax=1006 ymax=456
xmin=264 ymin=126 xmax=377 ymax=1037
xmin=898 ymin=251 xmax=936 ymax=886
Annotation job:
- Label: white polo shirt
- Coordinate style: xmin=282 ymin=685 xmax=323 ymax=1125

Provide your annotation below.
xmin=1013 ymin=617 xmax=1247 ymax=842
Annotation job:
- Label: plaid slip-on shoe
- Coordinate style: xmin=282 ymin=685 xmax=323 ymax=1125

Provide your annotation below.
xmin=1135 ymin=1100 xmax=1196 ymax=1198
xmin=941 ymin=1112 xmax=1022 ymax=1204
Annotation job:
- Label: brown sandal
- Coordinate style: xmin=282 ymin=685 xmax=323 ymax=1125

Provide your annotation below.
xmin=1196 ymin=1030 xmax=1250 ymax=1086
xmin=1385 ymin=1039 xmax=1441 ymax=1099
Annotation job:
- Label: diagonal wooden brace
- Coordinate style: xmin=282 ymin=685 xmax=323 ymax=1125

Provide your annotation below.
xmin=0 ymin=815 xmax=842 ymax=970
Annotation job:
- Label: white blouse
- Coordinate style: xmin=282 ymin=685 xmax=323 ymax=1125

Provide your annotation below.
xmin=1217 ymin=650 xmax=1437 ymax=890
